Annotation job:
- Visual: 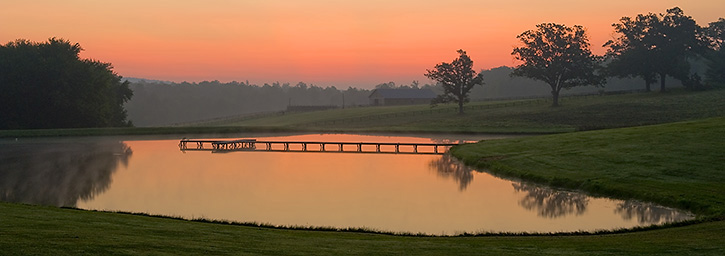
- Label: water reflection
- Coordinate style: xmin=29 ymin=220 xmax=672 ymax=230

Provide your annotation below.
xmin=512 ymin=182 xmax=589 ymax=218
xmin=616 ymin=201 xmax=694 ymax=224
xmin=426 ymin=153 xmax=693 ymax=224
xmin=1 ymin=134 xmax=695 ymax=234
xmin=429 ymin=154 xmax=473 ymax=191
xmin=0 ymin=141 xmax=131 ymax=207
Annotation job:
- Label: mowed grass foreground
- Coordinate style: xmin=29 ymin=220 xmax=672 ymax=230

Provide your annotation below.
xmin=2 ymin=117 xmax=725 ymax=254
xmin=1 ymin=202 xmax=724 ymax=255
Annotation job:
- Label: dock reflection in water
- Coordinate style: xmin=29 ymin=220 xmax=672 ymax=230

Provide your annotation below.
xmin=1 ymin=134 xmax=694 ymax=235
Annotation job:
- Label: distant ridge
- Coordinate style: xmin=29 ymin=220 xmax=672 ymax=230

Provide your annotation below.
xmin=122 ymin=77 xmax=172 ymax=84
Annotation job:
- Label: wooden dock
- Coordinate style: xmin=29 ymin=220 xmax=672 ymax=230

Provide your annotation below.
xmin=178 ymin=138 xmax=459 ymax=154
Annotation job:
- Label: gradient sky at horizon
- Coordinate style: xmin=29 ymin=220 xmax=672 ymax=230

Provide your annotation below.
xmin=1 ymin=0 xmax=722 ymax=88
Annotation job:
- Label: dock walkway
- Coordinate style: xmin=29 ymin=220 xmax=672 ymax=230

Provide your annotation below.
xmin=179 ymin=138 xmax=459 ymax=154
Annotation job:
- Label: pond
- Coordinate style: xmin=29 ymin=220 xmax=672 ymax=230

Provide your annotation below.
xmin=0 ymin=133 xmax=693 ymax=235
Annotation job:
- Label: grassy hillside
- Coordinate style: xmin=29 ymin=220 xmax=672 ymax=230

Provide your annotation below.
xmin=217 ymin=89 xmax=725 ymax=134
xmin=2 ymin=89 xmax=723 ymax=138
xmin=452 ymin=117 xmax=725 ymax=218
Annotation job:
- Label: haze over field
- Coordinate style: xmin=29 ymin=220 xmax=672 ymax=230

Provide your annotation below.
xmin=1 ymin=0 xmax=722 ymax=88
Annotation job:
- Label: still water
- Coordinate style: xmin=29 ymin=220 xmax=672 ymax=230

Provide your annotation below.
xmin=0 ymin=134 xmax=693 ymax=235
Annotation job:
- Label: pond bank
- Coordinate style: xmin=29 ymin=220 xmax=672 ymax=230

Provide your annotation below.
xmin=450 ymin=117 xmax=725 ymax=218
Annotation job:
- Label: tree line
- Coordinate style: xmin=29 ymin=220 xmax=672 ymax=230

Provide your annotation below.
xmin=125 ymin=80 xmax=373 ymax=126
xmin=428 ymin=7 xmax=724 ymax=111
xmin=0 ymin=38 xmax=132 ymax=129
xmin=125 ymin=68 xmax=653 ymax=126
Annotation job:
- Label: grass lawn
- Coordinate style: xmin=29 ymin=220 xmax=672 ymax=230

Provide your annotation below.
xmin=1 ymin=202 xmax=724 ymax=255
xmin=451 ymin=117 xmax=725 ymax=218
xmin=223 ymin=89 xmax=725 ymax=134
xmin=2 ymin=89 xmax=724 ymax=138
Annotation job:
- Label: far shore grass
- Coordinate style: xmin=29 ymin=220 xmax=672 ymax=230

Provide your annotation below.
xmin=223 ymin=89 xmax=725 ymax=134
xmin=1 ymin=90 xmax=724 ymax=254
xmin=2 ymin=89 xmax=725 ymax=138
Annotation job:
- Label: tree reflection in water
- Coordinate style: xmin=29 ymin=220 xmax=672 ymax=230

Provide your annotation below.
xmin=512 ymin=182 xmax=589 ymax=218
xmin=615 ymin=200 xmax=694 ymax=224
xmin=429 ymin=154 xmax=474 ymax=191
xmin=0 ymin=140 xmax=132 ymax=207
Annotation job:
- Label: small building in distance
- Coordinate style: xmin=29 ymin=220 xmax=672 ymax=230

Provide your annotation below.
xmin=368 ymin=89 xmax=437 ymax=106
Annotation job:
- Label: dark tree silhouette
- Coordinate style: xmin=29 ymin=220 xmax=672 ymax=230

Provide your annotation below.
xmin=704 ymin=18 xmax=725 ymax=88
xmin=511 ymin=23 xmax=604 ymax=107
xmin=605 ymin=7 xmax=702 ymax=92
xmin=604 ymin=13 xmax=660 ymax=91
xmin=424 ymin=49 xmax=484 ymax=114
xmin=0 ymin=38 xmax=132 ymax=129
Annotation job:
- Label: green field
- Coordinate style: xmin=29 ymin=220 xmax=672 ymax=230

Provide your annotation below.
xmin=2 ymin=89 xmax=724 ymax=255
xmin=3 ymin=89 xmax=724 ymax=138
xmin=451 ymin=117 xmax=725 ymax=218
xmin=220 ymin=89 xmax=725 ymax=134
xmin=1 ymin=202 xmax=724 ymax=255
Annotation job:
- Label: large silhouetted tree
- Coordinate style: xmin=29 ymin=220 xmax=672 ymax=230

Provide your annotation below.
xmin=0 ymin=38 xmax=132 ymax=129
xmin=511 ymin=23 xmax=604 ymax=107
xmin=604 ymin=7 xmax=702 ymax=92
xmin=603 ymin=13 xmax=660 ymax=91
xmin=424 ymin=49 xmax=484 ymax=114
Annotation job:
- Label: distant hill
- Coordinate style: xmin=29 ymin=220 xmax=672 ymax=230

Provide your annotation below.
xmin=121 ymin=77 xmax=172 ymax=84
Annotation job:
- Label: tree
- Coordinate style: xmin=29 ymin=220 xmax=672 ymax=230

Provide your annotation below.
xmin=703 ymin=18 xmax=725 ymax=88
xmin=654 ymin=7 xmax=702 ymax=91
xmin=0 ymin=38 xmax=132 ymax=129
xmin=424 ymin=49 xmax=484 ymax=114
xmin=511 ymin=23 xmax=604 ymax=107
xmin=603 ymin=13 xmax=660 ymax=91
xmin=604 ymin=7 xmax=702 ymax=92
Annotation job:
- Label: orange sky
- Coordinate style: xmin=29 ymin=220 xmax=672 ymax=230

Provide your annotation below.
xmin=1 ymin=0 xmax=722 ymax=88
